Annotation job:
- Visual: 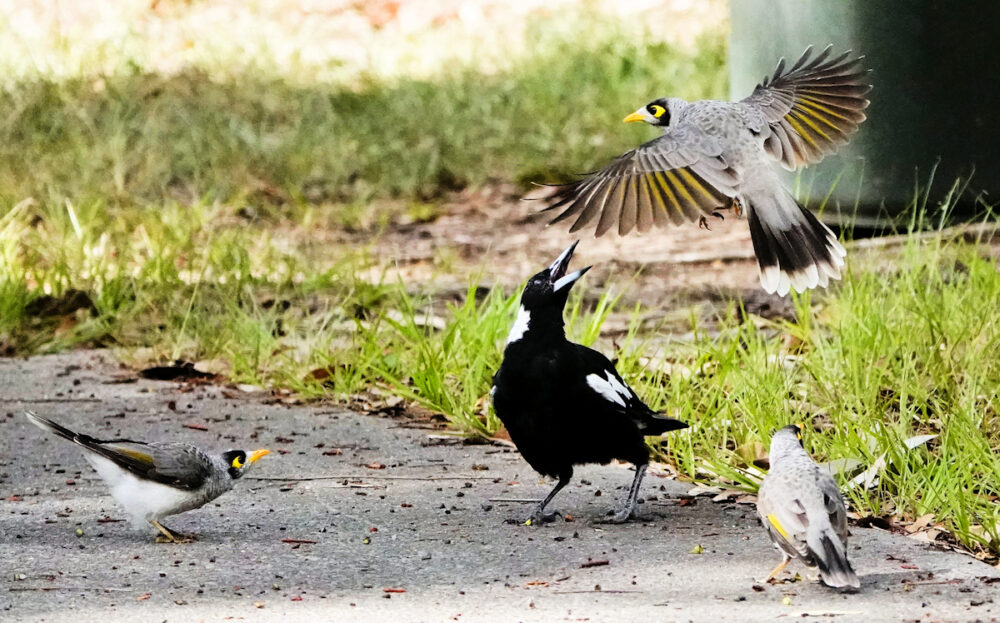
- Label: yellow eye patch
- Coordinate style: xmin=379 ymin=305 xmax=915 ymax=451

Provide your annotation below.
xmin=231 ymin=455 xmax=244 ymax=468
xmin=650 ymin=104 xmax=666 ymax=118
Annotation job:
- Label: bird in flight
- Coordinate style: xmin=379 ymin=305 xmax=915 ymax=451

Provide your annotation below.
xmin=539 ymin=45 xmax=871 ymax=296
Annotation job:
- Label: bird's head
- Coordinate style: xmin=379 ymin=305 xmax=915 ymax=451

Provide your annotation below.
xmin=221 ymin=448 xmax=270 ymax=479
xmin=623 ymin=97 xmax=679 ymax=128
xmin=770 ymin=424 xmax=805 ymax=457
xmin=520 ymin=241 xmax=591 ymax=314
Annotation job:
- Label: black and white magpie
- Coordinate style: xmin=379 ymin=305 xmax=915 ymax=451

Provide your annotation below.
xmin=491 ymin=241 xmax=687 ymax=524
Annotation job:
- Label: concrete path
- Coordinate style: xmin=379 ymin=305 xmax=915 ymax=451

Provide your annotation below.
xmin=1 ymin=351 xmax=997 ymax=622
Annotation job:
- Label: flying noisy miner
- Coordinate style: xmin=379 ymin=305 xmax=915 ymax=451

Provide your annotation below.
xmin=26 ymin=411 xmax=269 ymax=543
xmin=539 ymin=45 xmax=871 ymax=296
xmin=757 ymin=425 xmax=860 ymax=589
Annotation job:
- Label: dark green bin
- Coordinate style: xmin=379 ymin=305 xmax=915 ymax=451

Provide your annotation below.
xmin=729 ymin=0 xmax=1000 ymax=225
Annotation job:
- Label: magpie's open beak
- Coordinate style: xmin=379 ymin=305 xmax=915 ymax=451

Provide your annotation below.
xmin=548 ymin=241 xmax=591 ymax=292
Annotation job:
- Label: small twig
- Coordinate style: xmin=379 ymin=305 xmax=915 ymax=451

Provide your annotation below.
xmin=580 ymin=560 xmax=610 ymax=569
xmin=281 ymin=538 xmax=318 ymax=545
xmin=488 ymin=498 xmax=542 ymax=503
xmin=552 ymin=590 xmax=641 ymax=595
xmin=0 ymin=398 xmax=102 ymax=403
xmin=247 ymin=475 xmax=495 ymax=482
xmin=849 ymin=221 xmax=1000 ymax=250
xmin=9 ymin=586 xmax=132 ymax=592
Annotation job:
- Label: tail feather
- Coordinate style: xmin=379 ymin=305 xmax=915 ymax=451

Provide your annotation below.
xmin=810 ymin=529 xmax=860 ymax=590
xmin=744 ymin=187 xmax=846 ymax=296
xmin=25 ymin=411 xmax=83 ymax=443
xmin=641 ymin=413 xmax=688 ymax=436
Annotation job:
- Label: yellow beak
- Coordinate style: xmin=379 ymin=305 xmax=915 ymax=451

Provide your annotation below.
xmin=247 ymin=449 xmax=271 ymax=463
xmin=623 ymin=111 xmax=646 ymax=124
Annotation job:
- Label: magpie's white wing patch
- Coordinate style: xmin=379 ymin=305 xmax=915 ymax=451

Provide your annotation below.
xmin=585 ymin=370 xmax=634 ymax=407
xmin=506 ymin=306 xmax=531 ymax=345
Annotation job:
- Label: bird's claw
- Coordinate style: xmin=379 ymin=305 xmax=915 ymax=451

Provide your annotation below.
xmin=699 ymin=216 xmax=711 ymax=230
xmin=155 ymin=534 xmax=197 ymax=544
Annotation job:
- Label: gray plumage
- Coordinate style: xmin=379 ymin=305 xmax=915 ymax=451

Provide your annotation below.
xmin=541 ymin=45 xmax=871 ymax=296
xmin=757 ymin=425 xmax=859 ymax=589
xmin=25 ymin=411 xmax=268 ymax=542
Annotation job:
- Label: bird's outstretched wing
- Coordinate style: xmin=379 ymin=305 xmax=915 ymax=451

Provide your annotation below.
xmin=741 ymin=45 xmax=871 ymax=170
xmin=540 ymin=126 xmax=739 ymax=237
xmin=573 ymin=345 xmax=686 ymax=435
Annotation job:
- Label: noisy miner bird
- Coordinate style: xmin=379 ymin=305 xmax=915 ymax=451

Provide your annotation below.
xmin=539 ymin=45 xmax=871 ymax=296
xmin=491 ymin=241 xmax=687 ymax=524
xmin=25 ymin=411 xmax=269 ymax=543
xmin=757 ymin=424 xmax=860 ymax=589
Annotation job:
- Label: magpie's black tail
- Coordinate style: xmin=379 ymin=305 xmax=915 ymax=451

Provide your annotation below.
xmin=642 ymin=414 xmax=688 ymax=436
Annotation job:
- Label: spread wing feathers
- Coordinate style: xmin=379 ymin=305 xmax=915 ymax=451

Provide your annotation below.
xmin=25 ymin=411 xmax=211 ymax=490
xmin=742 ymin=44 xmax=871 ymax=170
xmin=541 ymin=128 xmax=738 ymax=236
xmin=575 ymin=346 xmax=687 ymax=435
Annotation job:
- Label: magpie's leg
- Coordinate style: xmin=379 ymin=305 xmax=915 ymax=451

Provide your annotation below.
xmin=151 ymin=519 xmax=196 ymax=544
xmin=604 ymin=463 xmax=647 ymax=524
xmin=526 ymin=470 xmax=572 ymax=525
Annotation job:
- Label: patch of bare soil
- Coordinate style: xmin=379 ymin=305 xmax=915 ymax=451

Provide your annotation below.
xmin=366 ymin=186 xmax=791 ymax=334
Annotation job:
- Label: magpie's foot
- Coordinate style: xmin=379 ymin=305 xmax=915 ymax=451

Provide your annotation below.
xmin=711 ymin=210 xmax=725 ymax=221
xmin=698 ymin=216 xmax=711 ymax=231
xmin=597 ymin=507 xmax=639 ymax=524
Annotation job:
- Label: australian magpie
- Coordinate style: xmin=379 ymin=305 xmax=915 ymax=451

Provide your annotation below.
xmin=491 ymin=241 xmax=687 ymax=524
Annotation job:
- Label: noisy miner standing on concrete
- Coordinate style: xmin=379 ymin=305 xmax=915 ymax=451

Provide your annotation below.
xmin=539 ymin=45 xmax=871 ymax=296
xmin=757 ymin=424 xmax=860 ymax=589
xmin=25 ymin=411 xmax=269 ymax=543
xmin=491 ymin=241 xmax=687 ymax=524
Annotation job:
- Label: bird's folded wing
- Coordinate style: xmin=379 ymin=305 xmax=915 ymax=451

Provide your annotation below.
xmin=90 ymin=441 xmax=212 ymax=490
xmin=541 ymin=126 xmax=738 ymax=237
xmin=819 ymin=474 xmax=850 ymax=542
xmin=758 ymin=488 xmax=812 ymax=559
xmin=742 ymin=44 xmax=871 ymax=170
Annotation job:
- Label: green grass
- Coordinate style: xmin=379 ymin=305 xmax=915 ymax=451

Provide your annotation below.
xmin=0 ymin=16 xmax=726 ymax=208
